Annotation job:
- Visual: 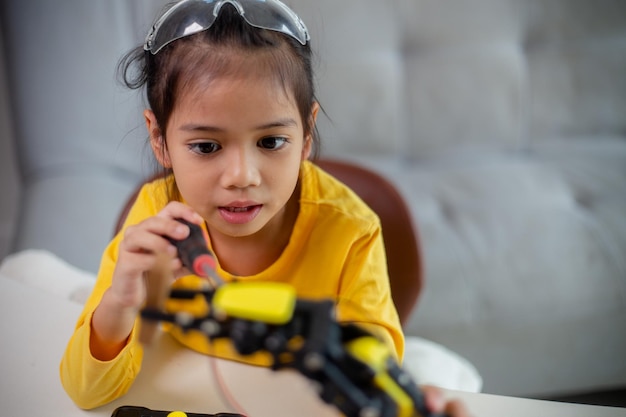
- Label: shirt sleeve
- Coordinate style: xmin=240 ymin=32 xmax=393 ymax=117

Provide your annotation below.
xmin=59 ymin=182 xmax=161 ymax=409
xmin=59 ymin=234 xmax=145 ymax=409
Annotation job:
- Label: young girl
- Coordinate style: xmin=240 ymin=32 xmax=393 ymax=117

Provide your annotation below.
xmin=60 ymin=1 xmax=468 ymax=415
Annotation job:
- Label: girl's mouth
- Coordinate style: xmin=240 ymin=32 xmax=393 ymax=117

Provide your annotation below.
xmin=218 ymin=204 xmax=262 ymax=224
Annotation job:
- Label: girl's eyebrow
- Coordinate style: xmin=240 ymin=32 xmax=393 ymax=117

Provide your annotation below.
xmin=257 ymin=118 xmax=299 ymax=130
xmin=180 ymin=118 xmax=299 ymax=133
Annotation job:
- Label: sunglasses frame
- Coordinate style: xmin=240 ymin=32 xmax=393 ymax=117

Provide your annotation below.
xmin=144 ymin=0 xmax=310 ymax=55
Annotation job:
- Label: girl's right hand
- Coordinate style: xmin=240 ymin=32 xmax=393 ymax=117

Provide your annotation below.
xmin=109 ymin=201 xmax=204 ymax=311
xmin=90 ymin=202 xmax=204 ymax=361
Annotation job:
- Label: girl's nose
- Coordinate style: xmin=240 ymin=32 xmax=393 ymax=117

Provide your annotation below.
xmin=220 ymin=147 xmax=261 ymax=189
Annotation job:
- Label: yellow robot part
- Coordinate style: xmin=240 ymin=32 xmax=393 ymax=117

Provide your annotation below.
xmin=346 ymin=336 xmax=414 ymax=417
xmin=212 ymin=282 xmax=297 ymax=324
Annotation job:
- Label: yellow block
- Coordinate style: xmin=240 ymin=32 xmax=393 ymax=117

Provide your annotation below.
xmin=346 ymin=336 xmax=414 ymax=417
xmin=212 ymin=282 xmax=296 ymax=324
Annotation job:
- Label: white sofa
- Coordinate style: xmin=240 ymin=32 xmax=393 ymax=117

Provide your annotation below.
xmin=1 ymin=0 xmax=625 ymax=399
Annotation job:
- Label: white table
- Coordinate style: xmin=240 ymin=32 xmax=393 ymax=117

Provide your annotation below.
xmin=1 ymin=272 xmax=625 ymax=417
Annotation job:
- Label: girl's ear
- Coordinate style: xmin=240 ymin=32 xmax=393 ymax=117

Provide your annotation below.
xmin=302 ymin=101 xmax=320 ymax=161
xmin=144 ymin=109 xmax=171 ymax=168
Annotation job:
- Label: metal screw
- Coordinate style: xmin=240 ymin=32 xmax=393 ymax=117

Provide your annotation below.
xmin=200 ymin=320 xmax=220 ymax=336
xmin=360 ymin=406 xmax=380 ymax=417
xmin=175 ymin=312 xmax=194 ymax=327
xmin=304 ymin=352 xmax=325 ymax=371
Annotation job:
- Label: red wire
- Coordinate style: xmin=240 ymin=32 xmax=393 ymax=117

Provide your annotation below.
xmin=207 ymin=347 xmax=250 ymax=416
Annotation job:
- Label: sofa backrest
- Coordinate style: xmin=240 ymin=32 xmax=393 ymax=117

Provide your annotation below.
xmin=0 ymin=1 xmax=162 ymax=184
xmin=289 ymin=0 xmax=626 ymax=158
xmin=0 ymin=23 xmax=20 ymax=259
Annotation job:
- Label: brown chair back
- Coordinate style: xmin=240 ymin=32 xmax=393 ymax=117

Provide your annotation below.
xmin=316 ymin=159 xmax=423 ymax=325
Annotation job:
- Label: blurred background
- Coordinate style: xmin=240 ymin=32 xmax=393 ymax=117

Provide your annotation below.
xmin=1 ymin=0 xmax=625 ymax=407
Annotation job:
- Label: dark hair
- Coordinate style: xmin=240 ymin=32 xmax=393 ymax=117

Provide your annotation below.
xmin=118 ymin=4 xmax=321 ymax=198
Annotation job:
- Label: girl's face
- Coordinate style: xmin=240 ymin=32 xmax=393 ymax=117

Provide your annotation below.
xmin=146 ymin=73 xmax=316 ymax=241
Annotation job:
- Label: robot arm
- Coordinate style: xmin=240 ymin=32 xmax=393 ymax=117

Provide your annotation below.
xmin=140 ymin=220 xmax=446 ymax=417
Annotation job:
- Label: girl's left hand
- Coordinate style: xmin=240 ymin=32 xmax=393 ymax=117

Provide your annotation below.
xmin=421 ymin=385 xmax=471 ymax=417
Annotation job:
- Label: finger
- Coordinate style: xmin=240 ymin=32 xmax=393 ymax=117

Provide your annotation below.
xmin=124 ymin=215 xmax=196 ymax=251
xmin=151 ymin=211 xmax=200 ymax=244
xmin=141 ymin=251 xmax=178 ymax=345
xmin=420 ymin=385 xmax=472 ymax=417
xmin=122 ymin=224 xmax=178 ymax=256
xmin=173 ymin=264 xmax=192 ymax=280
xmin=420 ymin=385 xmax=445 ymax=413
xmin=157 ymin=201 xmax=204 ymax=225
xmin=444 ymin=399 xmax=471 ymax=417
xmin=117 ymin=250 xmax=179 ymax=277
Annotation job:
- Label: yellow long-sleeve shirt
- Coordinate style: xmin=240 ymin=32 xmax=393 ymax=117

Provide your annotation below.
xmin=60 ymin=160 xmax=404 ymax=409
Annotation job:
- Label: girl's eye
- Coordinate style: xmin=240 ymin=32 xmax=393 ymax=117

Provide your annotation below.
xmin=258 ymin=137 xmax=288 ymax=150
xmin=189 ymin=142 xmax=220 ymax=155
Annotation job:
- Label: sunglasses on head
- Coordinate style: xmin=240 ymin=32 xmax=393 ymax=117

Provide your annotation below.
xmin=144 ymin=0 xmax=310 ymax=55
